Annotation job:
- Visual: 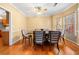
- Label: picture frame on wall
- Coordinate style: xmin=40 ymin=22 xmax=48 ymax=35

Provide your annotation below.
xmin=56 ymin=17 xmax=62 ymax=31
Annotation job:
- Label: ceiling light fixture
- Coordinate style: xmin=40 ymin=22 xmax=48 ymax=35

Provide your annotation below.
xmin=34 ymin=6 xmax=47 ymax=15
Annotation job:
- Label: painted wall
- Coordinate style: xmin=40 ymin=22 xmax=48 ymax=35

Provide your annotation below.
xmin=51 ymin=4 xmax=79 ymax=44
xmin=0 ymin=3 xmax=27 ymax=45
xmin=26 ymin=16 xmax=52 ymax=32
xmin=77 ymin=3 xmax=79 ymax=43
xmin=0 ymin=3 xmax=78 ymax=45
xmin=51 ymin=4 xmax=78 ymax=30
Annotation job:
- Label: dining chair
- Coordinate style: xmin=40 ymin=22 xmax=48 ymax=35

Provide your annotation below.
xmin=57 ymin=29 xmax=65 ymax=44
xmin=33 ymin=31 xmax=45 ymax=49
xmin=48 ymin=31 xmax=61 ymax=52
xmin=60 ymin=30 xmax=65 ymax=44
xmin=21 ymin=30 xmax=29 ymax=46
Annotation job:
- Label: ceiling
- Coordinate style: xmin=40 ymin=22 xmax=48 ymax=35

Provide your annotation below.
xmin=12 ymin=3 xmax=75 ymax=16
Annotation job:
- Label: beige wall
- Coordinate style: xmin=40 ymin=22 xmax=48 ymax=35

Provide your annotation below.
xmin=0 ymin=3 xmax=27 ymax=45
xmin=51 ymin=4 xmax=79 ymax=44
xmin=77 ymin=4 xmax=79 ymax=36
xmin=0 ymin=4 xmax=52 ymax=45
xmin=0 ymin=3 xmax=78 ymax=45
xmin=51 ymin=4 xmax=78 ymax=30
xmin=27 ymin=16 xmax=52 ymax=32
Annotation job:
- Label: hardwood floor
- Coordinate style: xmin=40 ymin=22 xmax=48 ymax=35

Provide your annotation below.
xmin=0 ymin=39 xmax=79 ymax=55
xmin=0 ymin=37 xmax=3 ymax=47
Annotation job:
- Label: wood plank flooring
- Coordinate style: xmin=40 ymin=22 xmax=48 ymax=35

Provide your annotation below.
xmin=0 ymin=38 xmax=79 ymax=55
xmin=0 ymin=38 xmax=3 ymax=47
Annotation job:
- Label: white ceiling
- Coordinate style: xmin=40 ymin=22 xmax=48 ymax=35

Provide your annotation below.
xmin=12 ymin=3 xmax=75 ymax=16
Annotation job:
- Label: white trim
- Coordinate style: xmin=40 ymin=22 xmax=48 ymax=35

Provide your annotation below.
xmin=78 ymin=7 xmax=79 ymax=10
xmin=66 ymin=38 xmax=79 ymax=46
xmin=11 ymin=38 xmax=22 ymax=45
xmin=11 ymin=29 xmax=22 ymax=45
xmin=9 ymin=3 xmax=26 ymax=17
xmin=63 ymin=4 xmax=77 ymax=12
xmin=51 ymin=4 xmax=76 ymax=16
xmin=78 ymin=7 xmax=79 ymax=36
xmin=9 ymin=12 xmax=13 ymax=46
xmin=9 ymin=3 xmax=76 ymax=16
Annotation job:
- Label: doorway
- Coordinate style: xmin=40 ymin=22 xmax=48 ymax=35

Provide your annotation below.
xmin=0 ymin=7 xmax=9 ymax=47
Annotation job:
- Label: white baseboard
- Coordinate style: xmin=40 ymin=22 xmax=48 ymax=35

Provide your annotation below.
xmin=9 ymin=37 xmax=22 ymax=46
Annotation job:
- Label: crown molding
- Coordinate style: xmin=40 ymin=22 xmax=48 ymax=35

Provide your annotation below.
xmin=9 ymin=3 xmax=26 ymax=17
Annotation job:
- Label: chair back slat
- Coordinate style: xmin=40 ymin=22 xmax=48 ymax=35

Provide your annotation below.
xmin=49 ymin=31 xmax=61 ymax=43
xmin=33 ymin=31 xmax=45 ymax=44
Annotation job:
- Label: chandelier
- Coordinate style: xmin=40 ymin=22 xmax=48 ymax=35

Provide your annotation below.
xmin=34 ymin=6 xmax=47 ymax=15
